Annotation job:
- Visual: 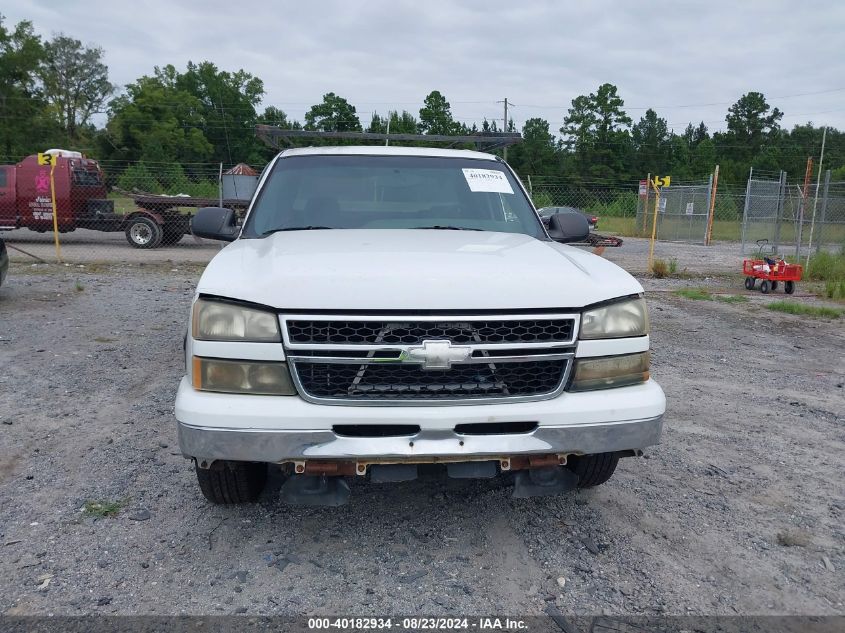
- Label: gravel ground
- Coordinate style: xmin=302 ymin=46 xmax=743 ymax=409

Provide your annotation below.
xmin=0 ymin=264 xmax=843 ymax=617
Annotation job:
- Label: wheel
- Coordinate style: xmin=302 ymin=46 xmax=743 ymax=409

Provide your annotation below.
xmin=785 ymin=280 xmax=795 ymax=294
xmin=760 ymin=280 xmax=770 ymax=294
xmin=125 ymin=216 xmax=163 ymax=249
xmin=566 ymin=452 xmax=619 ymax=488
xmin=195 ymin=461 xmax=267 ymax=504
xmin=771 ymin=281 xmax=778 ymax=291
xmin=744 ymin=277 xmax=755 ymax=290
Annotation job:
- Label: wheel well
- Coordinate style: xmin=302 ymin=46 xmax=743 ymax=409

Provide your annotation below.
xmin=125 ymin=211 xmax=165 ymax=226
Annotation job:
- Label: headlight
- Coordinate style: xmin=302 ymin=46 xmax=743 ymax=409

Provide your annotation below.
xmin=192 ymin=357 xmax=296 ymax=395
xmin=569 ymin=352 xmax=650 ymax=392
xmin=192 ymin=299 xmax=280 ymax=342
xmin=580 ymin=298 xmax=649 ymax=339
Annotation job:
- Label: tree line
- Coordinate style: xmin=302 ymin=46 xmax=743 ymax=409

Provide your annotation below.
xmin=2 ymin=14 xmax=843 ymax=189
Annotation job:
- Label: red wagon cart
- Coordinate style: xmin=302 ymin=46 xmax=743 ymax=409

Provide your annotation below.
xmin=743 ymin=240 xmax=802 ymax=294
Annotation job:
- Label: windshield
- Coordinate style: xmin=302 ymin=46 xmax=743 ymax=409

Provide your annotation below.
xmin=241 ymin=154 xmax=545 ymax=239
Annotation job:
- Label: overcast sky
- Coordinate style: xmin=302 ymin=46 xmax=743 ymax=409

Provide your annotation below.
xmin=5 ymin=0 xmax=845 ymax=136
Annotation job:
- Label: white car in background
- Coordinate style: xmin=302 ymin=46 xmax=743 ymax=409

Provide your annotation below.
xmin=176 ymin=146 xmax=665 ymax=506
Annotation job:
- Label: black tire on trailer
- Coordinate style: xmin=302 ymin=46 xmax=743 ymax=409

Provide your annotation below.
xmin=125 ymin=216 xmax=163 ymax=249
xmin=785 ymin=280 xmax=795 ymax=294
xmin=760 ymin=280 xmax=771 ymax=294
xmin=771 ymin=281 xmax=779 ymax=291
xmin=195 ymin=461 xmax=267 ymax=504
xmin=744 ymin=277 xmax=755 ymax=290
xmin=567 ymin=452 xmax=620 ymax=488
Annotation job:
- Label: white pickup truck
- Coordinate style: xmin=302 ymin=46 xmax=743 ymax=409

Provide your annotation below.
xmin=176 ymin=146 xmax=665 ymax=505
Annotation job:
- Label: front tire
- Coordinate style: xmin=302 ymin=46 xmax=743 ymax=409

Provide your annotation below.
xmin=126 ymin=216 xmax=163 ymax=249
xmin=195 ymin=461 xmax=267 ymax=504
xmin=744 ymin=277 xmax=755 ymax=290
xmin=785 ymin=280 xmax=795 ymax=294
xmin=567 ymin=452 xmax=619 ymax=488
xmin=760 ymin=280 xmax=771 ymax=294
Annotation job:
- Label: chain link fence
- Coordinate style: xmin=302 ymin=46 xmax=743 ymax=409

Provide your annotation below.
xmin=526 ymin=178 xmax=639 ymax=236
xmin=738 ymin=169 xmax=845 ymax=256
xmin=0 ymin=156 xmax=252 ymax=264
xmin=634 ymin=178 xmax=713 ymax=245
xmin=2 ymin=156 xmax=842 ymax=266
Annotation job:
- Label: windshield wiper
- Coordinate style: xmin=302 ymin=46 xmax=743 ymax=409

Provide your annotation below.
xmin=412 ymin=225 xmax=484 ymax=231
xmin=261 ymin=226 xmax=334 ymax=235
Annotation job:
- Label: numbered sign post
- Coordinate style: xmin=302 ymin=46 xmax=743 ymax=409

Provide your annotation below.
xmin=37 ymin=153 xmax=62 ymax=262
xmin=647 ymin=176 xmax=671 ymax=270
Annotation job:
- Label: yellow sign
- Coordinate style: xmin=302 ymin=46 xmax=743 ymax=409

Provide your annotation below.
xmin=37 ymin=152 xmax=55 ymax=166
xmin=652 ymin=176 xmax=671 ymax=188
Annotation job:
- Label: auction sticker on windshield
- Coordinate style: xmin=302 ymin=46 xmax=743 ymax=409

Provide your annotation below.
xmin=462 ymin=168 xmax=514 ymax=194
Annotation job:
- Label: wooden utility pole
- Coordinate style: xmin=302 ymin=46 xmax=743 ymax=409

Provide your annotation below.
xmin=503 ymin=98 xmax=509 ymax=160
xmin=705 ymin=165 xmax=720 ymax=245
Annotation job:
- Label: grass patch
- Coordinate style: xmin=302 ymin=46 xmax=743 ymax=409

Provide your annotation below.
xmin=651 ymin=258 xmax=669 ymax=278
xmin=83 ymin=499 xmax=127 ymax=518
xmin=715 ymin=294 xmax=749 ymax=303
xmin=668 ymin=258 xmax=678 ymax=275
xmin=74 ymin=280 xmax=84 ymax=292
xmin=673 ymin=288 xmax=712 ymax=301
xmin=824 ymin=279 xmax=845 ymax=300
xmin=766 ymin=301 xmax=843 ymax=319
xmin=806 ymin=250 xmax=845 ymax=281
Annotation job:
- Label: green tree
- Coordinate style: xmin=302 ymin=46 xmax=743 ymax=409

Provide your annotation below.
xmin=102 ymin=68 xmax=214 ymax=166
xmin=718 ymin=92 xmax=783 ymax=162
xmin=367 ymin=110 xmax=419 ymax=136
xmin=560 ymin=83 xmax=632 ymax=181
xmin=41 ymin=34 xmax=113 ymax=142
xmin=304 ymin=92 xmax=361 ymax=132
xmin=631 ymin=108 xmax=671 ymax=176
xmin=507 ymin=118 xmax=559 ymax=176
xmin=691 ymin=138 xmax=716 ymax=177
xmin=176 ymin=61 xmax=265 ymax=163
xmin=0 ymin=15 xmax=60 ymax=158
xmin=419 ymin=90 xmax=457 ymax=135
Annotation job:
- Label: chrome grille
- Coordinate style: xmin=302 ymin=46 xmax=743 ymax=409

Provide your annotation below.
xmin=282 ymin=313 xmax=578 ymax=405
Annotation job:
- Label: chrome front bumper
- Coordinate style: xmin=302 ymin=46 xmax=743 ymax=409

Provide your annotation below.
xmin=177 ymin=415 xmax=663 ymax=465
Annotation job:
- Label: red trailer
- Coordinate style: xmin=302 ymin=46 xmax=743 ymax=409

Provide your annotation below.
xmin=0 ymin=152 xmax=243 ymax=248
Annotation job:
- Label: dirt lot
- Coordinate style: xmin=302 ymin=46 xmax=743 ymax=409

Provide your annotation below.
xmin=0 ymin=264 xmax=842 ymax=617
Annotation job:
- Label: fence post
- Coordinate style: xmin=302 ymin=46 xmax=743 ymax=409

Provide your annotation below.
xmin=527 ymin=174 xmax=533 ymax=197
xmin=741 ymin=166 xmax=753 ymax=255
xmin=816 ymin=170 xmax=831 ymax=253
xmin=648 ymin=179 xmax=660 ymax=271
xmin=705 ymin=165 xmax=719 ymax=246
xmin=642 ymin=172 xmax=651 ymax=235
xmin=772 ymin=170 xmax=786 ymax=254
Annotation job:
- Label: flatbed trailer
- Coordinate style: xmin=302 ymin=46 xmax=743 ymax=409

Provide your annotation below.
xmin=0 ymin=153 xmax=251 ymax=249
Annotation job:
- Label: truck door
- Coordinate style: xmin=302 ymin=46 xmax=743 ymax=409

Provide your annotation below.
xmin=0 ymin=166 xmax=16 ymax=228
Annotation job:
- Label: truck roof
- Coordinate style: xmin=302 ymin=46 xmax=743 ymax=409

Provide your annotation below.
xmin=277 ymin=146 xmax=500 ymax=161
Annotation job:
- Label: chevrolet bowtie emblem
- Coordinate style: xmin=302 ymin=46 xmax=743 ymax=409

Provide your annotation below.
xmin=404 ymin=340 xmax=472 ymax=370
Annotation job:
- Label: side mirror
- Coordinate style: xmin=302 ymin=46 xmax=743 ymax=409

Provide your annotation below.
xmin=191 ymin=207 xmax=239 ymax=242
xmin=547 ymin=212 xmax=589 ymax=244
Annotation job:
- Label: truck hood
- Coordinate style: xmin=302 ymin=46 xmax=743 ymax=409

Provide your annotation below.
xmin=196 ymin=230 xmax=642 ymax=311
